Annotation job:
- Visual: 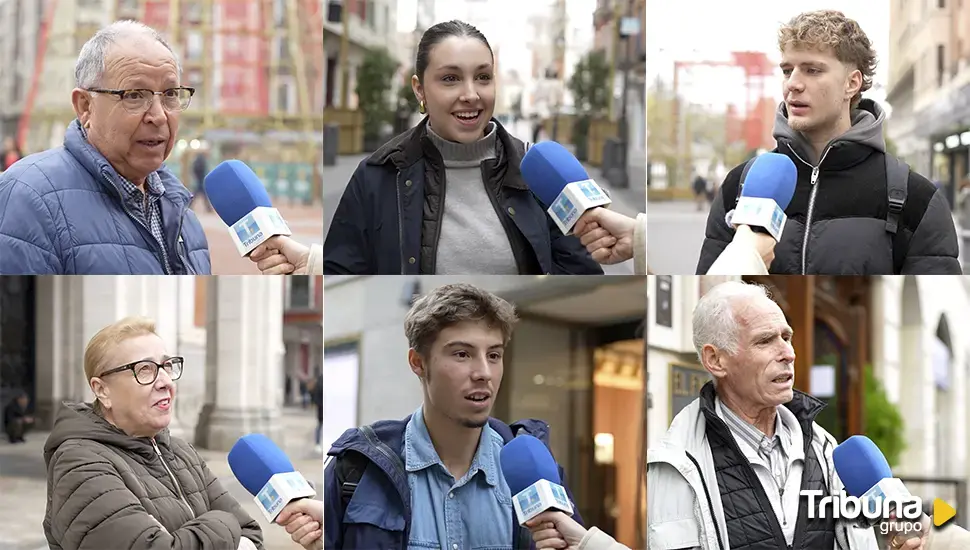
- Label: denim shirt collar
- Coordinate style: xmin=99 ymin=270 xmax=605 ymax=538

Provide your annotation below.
xmin=404 ymin=406 xmax=499 ymax=487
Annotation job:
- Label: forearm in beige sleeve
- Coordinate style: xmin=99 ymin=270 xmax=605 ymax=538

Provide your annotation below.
xmin=633 ymin=213 xmax=646 ymax=276
xmin=578 ymin=527 xmax=632 ymax=550
xmin=706 ymin=235 xmax=769 ymax=275
xmin=307 ymin=244 xmax=322 ymax=275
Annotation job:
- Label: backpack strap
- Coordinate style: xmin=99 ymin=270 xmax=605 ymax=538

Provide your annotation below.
xmin=334 ymin=424 xmax=408 ymax=520
xmin=735 ymin=156 xmax=758 ymax=208
xmin=884 ymin=154 xmax=910 ymax=272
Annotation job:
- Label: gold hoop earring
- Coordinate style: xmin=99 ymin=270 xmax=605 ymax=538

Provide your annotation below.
xmin=418 ymin=100 xmax=426 ymax=114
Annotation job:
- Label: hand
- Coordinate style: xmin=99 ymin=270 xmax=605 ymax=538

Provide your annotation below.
xmin=734 ymin=225 xmax=776 ymax=268
xmin=276 ymin=499 xmax=323 ymax=550
xmin=249 ymin=236 xmax=310 ymax=275
xmin=885 ymin=513 xmax=930 ymax=550
xmin=573 ymin=208 xmax=636 ymax=265
xmin=524 ymin=511 xmax=587 ymax=550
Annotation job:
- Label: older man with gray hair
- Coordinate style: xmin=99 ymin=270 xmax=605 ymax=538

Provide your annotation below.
xmin=0 ymin=20 xmax=210 ymax=274
xmin=647 ymin=281 xmax=890 ymax=550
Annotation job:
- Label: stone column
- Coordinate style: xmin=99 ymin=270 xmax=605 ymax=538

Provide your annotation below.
xmin=196 ymin=276 xmax=285 ymax=452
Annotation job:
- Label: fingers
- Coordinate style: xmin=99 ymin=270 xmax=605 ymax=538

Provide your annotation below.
xmin=535 ymin=536 xmax=568 ymax=549
xmin=579 ymin=227 xmax=613 ymax=248
xmin=290 ymin=517 xmax=321 ymax=544
xmin=257 ymin=253 xmax=295 ymax=274
xmin=283 ymin=513 xmax=315 ymax=535
xmin=297 ymin=528 xmax=324 ymax=548
xmin=591 ymin=247 xmax=617 ymax=265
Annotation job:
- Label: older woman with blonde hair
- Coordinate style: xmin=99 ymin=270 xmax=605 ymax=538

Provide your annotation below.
xmin=43 ymin=316 xmax=268 ymax=550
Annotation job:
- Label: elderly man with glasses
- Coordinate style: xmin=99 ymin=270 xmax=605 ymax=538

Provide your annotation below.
xmin=0 ymin=20 xmax=211 ymax=274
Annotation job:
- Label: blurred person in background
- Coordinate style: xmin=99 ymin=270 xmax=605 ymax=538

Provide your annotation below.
xmin=192 ymin=148 xmax=211 ymax=212
xmin=43 ymin=316 xmax=263 ymax=550
xmin=692 ymin=171 xmax=709 ymax=212
xmin=696 ymin=10 xmax=960 ymax=276
xmin=3 ymin=390 xmax=34 ymax=443
xmin=310 ymin=371 xmax=323 ymax=454
xmin=0 ymin=20 xmax=211 ymax=275
xmin=2 ymin=136 xmax=23 ymax=171
xmin=322 ymin=20 xmax=601 ymax=275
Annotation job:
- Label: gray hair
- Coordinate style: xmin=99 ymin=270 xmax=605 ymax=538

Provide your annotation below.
xmin=75 ymin=20 xmax=182 ymax=89
xmin=692 ymin=281 xmax=771 ymax=361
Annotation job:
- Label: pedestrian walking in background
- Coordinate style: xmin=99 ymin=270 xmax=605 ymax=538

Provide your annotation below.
xmin=3 ymin=390 xmax=34 ymax=443
xmin=692 ymin=172 xmax=709 ymax=211
xmin=310 ymin=372 xmax=323 ymax=454
xmin=2 ymin=136 xmax=23 ymax=171
xmin=192 ymin=149 xmax=211 ymax=211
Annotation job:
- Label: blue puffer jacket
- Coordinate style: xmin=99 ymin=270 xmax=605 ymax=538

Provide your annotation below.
xmin=0 ymin=120 xmax=211 ymax=274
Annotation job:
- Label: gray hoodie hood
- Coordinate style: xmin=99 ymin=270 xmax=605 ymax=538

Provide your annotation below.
xmin=772 ymin=98 xmax=887 ymax=164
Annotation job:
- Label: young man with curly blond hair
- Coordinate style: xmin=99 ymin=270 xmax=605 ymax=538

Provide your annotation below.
xmin=697 ymin=10 xmax=961 ymax=276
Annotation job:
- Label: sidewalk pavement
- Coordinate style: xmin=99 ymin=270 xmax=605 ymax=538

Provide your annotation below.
xmin=322 ymin=150 xmax=645 ymax=275
xmin=195 ymin=202 xmax=323 ymax=275
xmin=0 ymin=410 xmax=324 ymax=550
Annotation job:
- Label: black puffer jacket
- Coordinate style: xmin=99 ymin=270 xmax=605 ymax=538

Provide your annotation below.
xmin=43 ymin=402 xmax=264 ymax=550
xmin=697 ymin=99 xmax=962 ymax=275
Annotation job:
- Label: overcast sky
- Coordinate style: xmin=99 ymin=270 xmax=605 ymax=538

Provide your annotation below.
xmin=646 ymin=0 xmax=891 ymax=110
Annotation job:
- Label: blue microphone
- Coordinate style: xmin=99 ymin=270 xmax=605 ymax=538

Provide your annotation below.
xmin=228 ymin=434 xmax=316 ymax=521
xmin=832 ymin=435 xmax=921 ymax=530
xmin=519 ymin=142 xmax=612 ymax=235
xmin=204 ymin=160 xmax=292 ymax=255
xmin=730 ymin=153 xmax=798 ymax=241
xmin=500 ymin=435 xmax=573 ymax=525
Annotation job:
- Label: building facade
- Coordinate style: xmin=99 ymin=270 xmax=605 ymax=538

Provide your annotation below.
xmin=0 ymin=276 xmax=321 ymax=454
xmin=323 ymin=0 xmax=400 ymax=110
xmin=647 ymin=275 xmax=970 ymax=514
xmin=324 ymin=275 xmax=647 ymax=549
xmin=887 ymin=0 xmax=970 ymax=211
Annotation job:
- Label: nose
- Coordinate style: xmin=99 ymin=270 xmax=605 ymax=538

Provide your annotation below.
xmin=470 ymin=353 xmax=494 ymax=382
xmin=143 ymin=94 xmax=168 ymax=124
xmin=780 ymin=340 xmax=796 ymax=364
xmin=154 ymin=367 xmax=175 ymax=389
xmin=785 ymin=71 xmax=805 ymax=95
xmin=459 ymin=81 xmax=480 ymax=103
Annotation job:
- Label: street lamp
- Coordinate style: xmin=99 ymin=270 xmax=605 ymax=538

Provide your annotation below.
xmin=605 ymin=0 xmax=640 ymax=189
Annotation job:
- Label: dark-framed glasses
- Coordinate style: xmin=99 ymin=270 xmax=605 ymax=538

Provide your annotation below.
xmin=100 ymin=356 xmax=184 ymax=385
xmin=85 ymin=87 xmax=195 ymax=114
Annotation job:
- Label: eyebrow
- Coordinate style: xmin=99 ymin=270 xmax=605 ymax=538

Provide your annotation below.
xmin=436 ymin=63 xmax=493 ymax=72
xmin=752 ymin=328 xmax=793 ymax=341
xmin=135 ymin=354 xmax=172 ymax=363
xmin=443 ymin=341 xmax=504 ymax=350
xmin=779 ymin=61 xmax=828 ymax=69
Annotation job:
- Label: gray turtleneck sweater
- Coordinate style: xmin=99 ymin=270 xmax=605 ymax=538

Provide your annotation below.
xmin=426 ymin=122 xmax=519 ymax=274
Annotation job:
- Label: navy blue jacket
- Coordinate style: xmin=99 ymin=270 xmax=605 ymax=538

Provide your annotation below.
xmin=0 ymin=120 xmax=211 ymax=274
xmin=323 ymin=117 xmax=603 ymax=275
xmin=324 ymin=415 xmax=583 ymax=550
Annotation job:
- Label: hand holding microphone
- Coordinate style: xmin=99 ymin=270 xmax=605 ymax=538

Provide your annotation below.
xmin=250 ymin=236 xmax=309 ymax=274
xmin=573 ymin=208 xmax=636 ymax=264
xmin=525 ymin=511 xmax=588 ymax=550
xmin=228 ymin=434 xmax=322 ymax=549
xmin=276 ymin=499 xmax=324 ymax=550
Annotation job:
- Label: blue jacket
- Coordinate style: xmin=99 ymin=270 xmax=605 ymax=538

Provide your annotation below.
xmin=0 ymin=120 xmax=211 ymax=274
xmin=324 ymin=415 xmax=583 ymax=550
xmin=323 ymin=118 xmax=603 ymax=275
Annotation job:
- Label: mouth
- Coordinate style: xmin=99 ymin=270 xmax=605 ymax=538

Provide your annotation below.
xmin=137 ymin=139 xmax=166 ymax=149
xmin=464 ymin=390 xmax=492 ymax=407
xmin=453 ymin=110 xmax=483 ymax=126
xmin=787 ymin=101 xmax=809 ymax=113
xmin=771 ymin=373 xmax=794 ymax=385
xmin=153 ymin=397 xmax=172 ymax=409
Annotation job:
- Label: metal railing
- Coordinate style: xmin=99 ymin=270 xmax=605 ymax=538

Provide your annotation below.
xmin=897 ymin=476 xmax=968 ymax=529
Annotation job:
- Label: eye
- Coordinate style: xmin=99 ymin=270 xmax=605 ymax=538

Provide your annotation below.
xmin=163 ymin=89 xmax=179 ymax=98
xmin=123 ymin=90 xmax=146 ymax=101
xmin=488 ymin=352 xmax=502 ymax=361
xmin=454 ymin=350 xmax=470 ymax=359
xmin=442 ymin=74 xmax=458 ymax=82
xmin=477 ymin=74 xmax=492 ymax=81
xmin=782 ymin=69 xmax=792 ymax=77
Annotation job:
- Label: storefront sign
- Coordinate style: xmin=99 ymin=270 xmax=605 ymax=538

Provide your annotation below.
xmin=669 ymin=363 xmax=712 ymax=422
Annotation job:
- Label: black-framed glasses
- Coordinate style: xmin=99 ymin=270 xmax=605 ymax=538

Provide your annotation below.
xmin=85 ymin=87 xmax=195 ymax=114
xmin=100 ymin=357 xmax=184 ymax=385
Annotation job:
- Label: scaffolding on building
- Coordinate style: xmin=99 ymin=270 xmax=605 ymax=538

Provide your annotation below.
xmin=16 ymin=0 xmax=324 ymax=203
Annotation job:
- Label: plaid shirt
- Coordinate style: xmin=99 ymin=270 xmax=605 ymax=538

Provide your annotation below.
xmin=81 ymin=127 xmax=174 ymax=274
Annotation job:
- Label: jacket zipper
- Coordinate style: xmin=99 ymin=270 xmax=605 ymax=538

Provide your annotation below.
xmin=176 ymin=208 xmax=191 ymax=274
xmin=395 ymin=171 xmax=406 ymax=274
xmin=479 ymin=163 xmax=527 ymax=274
xmin=151 ymin=437 xmax=195 ymax=518
xmin=105 ymin=172 xmax=171 ymax=274
xmin=785 ymin=144 xmax=835 ymax=274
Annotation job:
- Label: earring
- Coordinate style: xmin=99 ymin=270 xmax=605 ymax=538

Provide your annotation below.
xmin=418 ymin=100 xmax=426 ymax=114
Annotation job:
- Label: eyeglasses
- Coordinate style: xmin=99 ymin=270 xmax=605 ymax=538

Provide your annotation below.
xmin=100 ymin=357 xmax=184 ymax=385
xmin=85 ymin=87 xmax=195 ymax=114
